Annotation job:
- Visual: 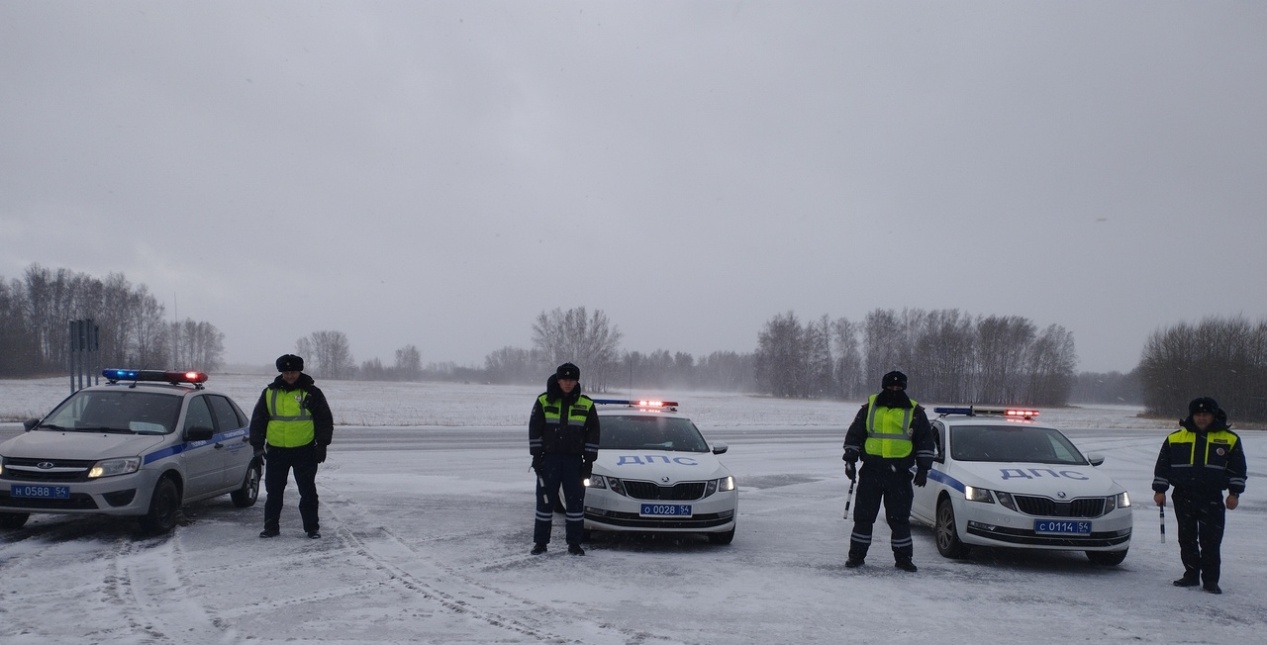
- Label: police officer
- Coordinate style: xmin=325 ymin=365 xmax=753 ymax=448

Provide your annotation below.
xmin=250 ymin=354 xmax=334 ymax=539
xmin=528 ymin=362 xmax=600 ymax=556
xmin=1153 ymin=397 xmax=1247 ymax=594
xmin=842 ymin=370 xmax=935 ymax=572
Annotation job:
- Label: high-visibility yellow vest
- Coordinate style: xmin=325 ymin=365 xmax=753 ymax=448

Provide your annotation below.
xmin=538 ymin=394 xmax=594 ymax=426
xmin=265 ymin=388 xmax=316 ymax=448
xmin=864 ymin=394 xmax=916 ymax=458
xmin=1165 ymin=427 xmax=1240 ymax=469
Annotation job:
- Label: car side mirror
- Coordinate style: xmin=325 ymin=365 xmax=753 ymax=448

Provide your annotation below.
xmin=185 ymin=426 xmax=215 ymax=441
xmin=1086 ymin=452 xmax=1105 ymax=467
xmin=22 ymin=418 xmax=39 ymax=432
xmin=711 ymin=442 xmax=729 ymax=455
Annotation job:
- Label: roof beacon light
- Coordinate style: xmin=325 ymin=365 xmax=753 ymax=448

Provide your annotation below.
xmin=592 ymin=398 xmax=679 ymax=411
xmin=102 ymin=368 xmax=209 ymax=386
xmin=932 ymin=405 xmax=1039 ymax=420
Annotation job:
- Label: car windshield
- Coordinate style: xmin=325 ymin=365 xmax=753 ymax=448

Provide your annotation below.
xmin=40 ymin=390 xmax=181 ymax=435
xmin=598 ymin=415 xmax=710 ymax=453
xmin=949 ymin=425 xmax=1087 ymax=465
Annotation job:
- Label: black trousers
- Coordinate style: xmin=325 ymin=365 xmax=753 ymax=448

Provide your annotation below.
xmin=848 ymin=462 xmax=915 ymax=561
xmin=534 ymin=454 xmax=585 ymax=545
xmin=263 ymin=444 xmax=320 ymax=534
xmin=1172 ymin=488 xmax=1226 ymax=585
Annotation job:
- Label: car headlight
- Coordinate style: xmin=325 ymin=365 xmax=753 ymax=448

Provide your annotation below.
xmin=1105 ymin=491 xmax=1131 ymax=513
xmin=588 ymin=475 xmax=626 ymax=496
xmin=964 ymin=485 xmax=996 ymax=504
xmin=703 ymin=476 xmax=736 ymax=497
xmin=88 ymin=457 xmax=142 ymax=478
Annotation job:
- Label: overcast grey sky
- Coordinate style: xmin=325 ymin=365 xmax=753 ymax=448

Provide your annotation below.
xmin=3 ymin=1 xmax=1265 ymax=374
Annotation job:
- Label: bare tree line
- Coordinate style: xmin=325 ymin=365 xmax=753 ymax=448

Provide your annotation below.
xmin=0 ymin=264 xmax=224 ymax=376
xmin=756 ymin=308 xmax=1078 ymax=405
xmin=1138 ymin=316 xmax=1267 ymax=422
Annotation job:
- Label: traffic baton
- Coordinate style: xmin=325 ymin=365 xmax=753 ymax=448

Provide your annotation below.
xmin=843 ymin=477 xmax=856 ymax=520
xmin=1159 ymin=504 xmax=1166 ymax=543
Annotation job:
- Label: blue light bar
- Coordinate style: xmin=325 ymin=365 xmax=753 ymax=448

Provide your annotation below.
xmin=933 ymin=406 xmax=975 ymax=416
xmin=102 ymin=369 xmax=209 ymax=385
xmin=593 ymin=399 xmax=679 ymax=409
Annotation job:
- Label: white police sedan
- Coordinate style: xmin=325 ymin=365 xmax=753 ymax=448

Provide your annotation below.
xmin=583 ymin=400 xmax=737 ymax=544
xmin=909 ymin=406 xmax=1132 ymax=565
xmin=0 ymin=369 xmax=261 ymax=534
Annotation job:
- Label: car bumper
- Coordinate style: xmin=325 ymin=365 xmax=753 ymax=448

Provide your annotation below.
xmin=0 ymin=469 xmax=161 ymax=517
xmin=959 ymin=504 xmax=1133 ymax=551
xmin=583 ymin=489 xmax=737 ymax=533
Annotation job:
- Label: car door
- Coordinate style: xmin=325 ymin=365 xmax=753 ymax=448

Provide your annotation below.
xmin=180 ymin=395 xmax=223 ymax=498
xmin=206 ymin=394 xmax=251 ymax=489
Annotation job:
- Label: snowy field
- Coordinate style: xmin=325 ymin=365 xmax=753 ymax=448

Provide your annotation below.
xmin=1 ymin=374 xmax=1263 ymax=644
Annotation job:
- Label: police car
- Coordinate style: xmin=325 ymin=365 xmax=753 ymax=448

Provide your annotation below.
xmin=583 ymin=399 xmax=737 ymax=544
xmin=0 ymin=369 xmax=262 ymax=534
xmin=909 ymin=406 xmax=1133 ymax=565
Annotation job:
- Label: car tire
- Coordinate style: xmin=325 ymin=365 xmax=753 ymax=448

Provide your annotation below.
xmin=935 ymin=498 xmax=970 ymax=559
xmin=0 ymin=512 xmax=30 ymax=529
xmin=139 ymin=477 xmax=181 ymax=535
xmin=231 ymin=463 xmax=262 ymax=508
xmin=707 ymin=526 xmax=736 ymax=545
xmin=1086 ymin=549 xmax=1127 ymax=566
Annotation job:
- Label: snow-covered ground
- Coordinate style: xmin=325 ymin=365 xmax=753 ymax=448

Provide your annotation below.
xmin=0 ymin=374 xmax=1262 ymax=644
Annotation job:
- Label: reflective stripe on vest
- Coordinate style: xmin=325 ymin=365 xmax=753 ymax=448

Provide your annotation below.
xmin=1166 ymin=428 xmax=1239 ymax=470
xmin=265 ymin=388 xmax=316 ymax=448
xmin=864 ymin=394 xmax=916 ymax=458
xmin=538 ymin=394 xmax=594 ymax=426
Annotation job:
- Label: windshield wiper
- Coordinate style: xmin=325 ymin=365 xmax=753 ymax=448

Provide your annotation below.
xmin=74 ymin=426 xmax=134 ymax=434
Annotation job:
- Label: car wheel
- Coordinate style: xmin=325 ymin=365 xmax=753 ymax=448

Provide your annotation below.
xmin=1086 ymin=549 xmax=1127 ymax=566
xmin=0 ymin=512 xmax=30 ymax=529
xmin=231 ymin=463 xmax=262 ymax=508
xmin=707 ymin=526 xmax=736 ymax=545
xmin=139 ymin=477 xmax=181 ymax=534
xmin=935 ymin=498 xmax=970 ymax=559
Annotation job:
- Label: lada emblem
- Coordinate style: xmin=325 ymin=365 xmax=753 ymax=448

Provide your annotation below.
xmin=37 ymin=462 xmax=56 ymax=469
xmin=1057 ymin=491 xmax=1068 ymax=499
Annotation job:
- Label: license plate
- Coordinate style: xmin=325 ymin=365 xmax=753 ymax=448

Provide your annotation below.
xmin=11 ymin=484 xmax=71 ymax=500
xmin=640 ymin=503 xmax=692 ymax=517
xmin=1034 ymin=519 xmax=1091 ymax=535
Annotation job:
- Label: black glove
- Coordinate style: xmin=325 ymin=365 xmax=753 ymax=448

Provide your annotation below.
xmin=913 ymin=469 xmax=928 ymax=488
xmin=844 ymin=460 xmax=856 ymax=482
xmin=315 ymin=445 xmax=327 ymax=464
xmin=253 ymin=447 xmax=266 ymax=464
xmin=581 ymin=460 xmax=593 ymax=480
xmin=531 ymin=454 xmax=544 ymax=473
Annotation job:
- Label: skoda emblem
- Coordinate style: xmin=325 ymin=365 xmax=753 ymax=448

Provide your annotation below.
xmin=37 ymin=461 xmax=56 ymax=470
xmin=661 ymin=476 xmax=671 ymax=483
xmin=1057 ymin=491 xmax=1068 ymax=499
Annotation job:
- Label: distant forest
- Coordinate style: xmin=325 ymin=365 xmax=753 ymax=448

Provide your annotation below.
xmin=4 ymin=265 xmax=1264 ymax=421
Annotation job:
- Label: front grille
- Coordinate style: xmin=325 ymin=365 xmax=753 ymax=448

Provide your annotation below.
xmin=1013 ymin=495 xmax=1105 ymax=518
xmin=2 ymin=458 xmax=96 ymax=483
xmin=622 ymin=481 xmax=706 ymax=500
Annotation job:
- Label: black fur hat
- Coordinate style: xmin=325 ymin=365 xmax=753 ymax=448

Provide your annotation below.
xmin=555 ymin=362 xmax=580 ymax=380
xmin=1188 ymin=397 xmax=1219 ymax=416
xmin=276 ymin=354 xmax=304 ymax=372
xmin=881 ymin=370 xmax=908 ymax=390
